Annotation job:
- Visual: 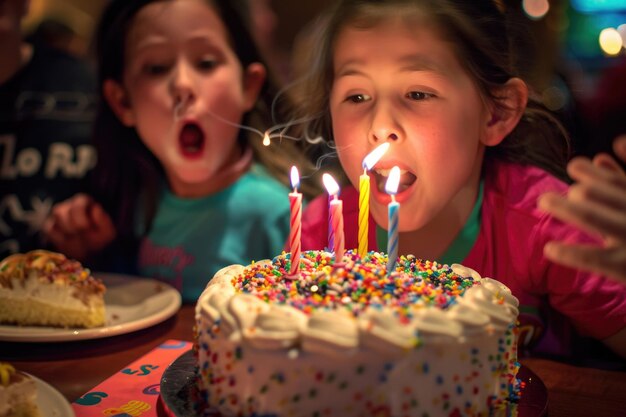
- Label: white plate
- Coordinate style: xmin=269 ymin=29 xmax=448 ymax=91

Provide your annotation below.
xmin=0 ymin=273 xmax=182 ymax=342
xmin=31 ymin=373 xmax=76 ymax=417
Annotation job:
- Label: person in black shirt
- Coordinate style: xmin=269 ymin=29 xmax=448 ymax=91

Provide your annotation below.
xmin=0 ymin=0 xmax=97 ymax=258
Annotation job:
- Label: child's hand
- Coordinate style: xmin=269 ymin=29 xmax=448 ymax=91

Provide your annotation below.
xmin=538 ymin=135 xmax=626 ymax=282
xmin=42 ymin=194 xmax=117 ymax=262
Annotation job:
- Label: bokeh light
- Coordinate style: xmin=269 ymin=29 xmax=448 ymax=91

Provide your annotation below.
xmin=618 ymin=24 xmax=626 ymax=48
xmin=599 ymin=27 xmax=623 ymax=55
xmin=541 ymin=86 xmax=567 ymax=112
xmin=522 ymin=0 xmax=550 ymax=20
xmin=571 ymin=0 xmax=626 ymax=13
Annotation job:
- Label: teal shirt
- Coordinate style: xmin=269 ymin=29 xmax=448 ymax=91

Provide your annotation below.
xmin=137 ymin=164 xmax=291 ymax=302
xmin=376 ymin=181 xmax=483 ymax=265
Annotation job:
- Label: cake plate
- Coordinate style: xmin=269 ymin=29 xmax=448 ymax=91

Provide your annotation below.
xmin=158 ymin=350 xmax=217 ymax=417
xmin=158 ymin=350 xmax=548 ymax=417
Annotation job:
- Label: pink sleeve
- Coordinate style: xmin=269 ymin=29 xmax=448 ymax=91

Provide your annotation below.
xmin=466 ymin=161 xmax=626 ymax=346
xmin=534 ymin=217 xmax=626 ymax=340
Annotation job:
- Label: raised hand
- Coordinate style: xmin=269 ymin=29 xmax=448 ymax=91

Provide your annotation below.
xmin=42 ymin=193 xmax=117 ymax=262
xmin=538 ymin=135 xmax=626 ymax=282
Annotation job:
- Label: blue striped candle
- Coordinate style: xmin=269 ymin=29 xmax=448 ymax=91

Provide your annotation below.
xmin=386 ymin=199 xmax=399 ymax=273
xmin=385 ymin=167 xmax=401 ymax=273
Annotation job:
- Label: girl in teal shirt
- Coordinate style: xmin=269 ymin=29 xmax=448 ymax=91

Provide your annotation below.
xmin=43 ymin=0 xmax=316 ymax=302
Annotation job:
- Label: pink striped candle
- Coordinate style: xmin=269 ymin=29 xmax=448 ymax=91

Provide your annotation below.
xmin=288 ymin=166 xmax=302 ymax=276
xmin=323 ymin=173 xmax=344 ymax=263
xmin=328 ymin=193 xmax=334 ymax=251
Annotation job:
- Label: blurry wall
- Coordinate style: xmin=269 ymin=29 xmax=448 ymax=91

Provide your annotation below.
xmin=22 ymin=0 xmax=107 ymax=57
xmin=21 ymin=0 xmax=624 ymax=158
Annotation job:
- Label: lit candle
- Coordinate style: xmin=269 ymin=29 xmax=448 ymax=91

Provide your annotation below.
xmin=323 ymin=173 xmax=344 ymax=263
xmin=386 ymin=166 xmax=400 ymax=274
xmin=288 ymin=166 xmax=302 ymax=276
xmin=328 ymin=193 xmax=334 ymax=251
xmin=359 ymin=143 xmax=390 ymax=257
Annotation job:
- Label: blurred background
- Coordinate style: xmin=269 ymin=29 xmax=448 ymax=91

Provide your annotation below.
xmin=20 ymin=0 xmax=626 ymax=161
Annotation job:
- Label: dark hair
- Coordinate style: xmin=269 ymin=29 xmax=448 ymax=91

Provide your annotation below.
xmin=91 ymin=0 xmax=315 ymax=246
xmin=291 ymin=0 xmax=570 ymax=181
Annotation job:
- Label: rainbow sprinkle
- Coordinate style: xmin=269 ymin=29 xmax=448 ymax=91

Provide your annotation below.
xmin=232 ymin=250 xmax=479 ymax=318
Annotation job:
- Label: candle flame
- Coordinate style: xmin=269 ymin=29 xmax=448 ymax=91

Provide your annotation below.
xmin=362 ymin=143 xmax=390 ymax=170
xmin=290 ymin=166 xmax=300 ymax=190
xmin=322 ymin=173 xmax=340 ymax=196
xmin=385 ymin=166 xmax=401 ymax=195
xmin=263 ymin=131 xmax=271 ymax=146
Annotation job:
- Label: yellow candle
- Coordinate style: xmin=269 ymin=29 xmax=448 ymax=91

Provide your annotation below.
xmin=358 ymin=171 xmax=370 ymax=257
xmin=359 ymin=143 xmax=390 ymax=257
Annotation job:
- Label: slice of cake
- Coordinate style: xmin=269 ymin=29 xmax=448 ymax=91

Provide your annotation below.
xmin=0 ymin=250 xmax=106 ymax=328
xmin=0 ymin=363 xmax=40 ymax=417
xmin=195 ymin=250 xmax=521 ymax=417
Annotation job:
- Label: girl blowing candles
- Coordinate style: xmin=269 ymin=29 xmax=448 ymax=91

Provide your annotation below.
xmin=43 ymin=0 xmax=316 ymax=302
xmin=295 ymin=0 xmax=626 ymax=360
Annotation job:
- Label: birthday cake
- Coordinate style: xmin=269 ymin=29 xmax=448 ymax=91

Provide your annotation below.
xmin=0 ymin=250 xmax=106 ymax=328
xmin=194 ymin=250 xmax=520 ymax=417
xmin=0 ymin=363 xmax=40 ymax=417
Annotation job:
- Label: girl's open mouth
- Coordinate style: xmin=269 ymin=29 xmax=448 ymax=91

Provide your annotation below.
xmin=179 ymin=122 xmax=205 ymax=157
xmin=372 ymin=168 xmax=417 ymax=194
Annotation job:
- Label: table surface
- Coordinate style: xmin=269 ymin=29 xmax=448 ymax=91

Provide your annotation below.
xmin=2 ymin=305 xmax=625 ymax=417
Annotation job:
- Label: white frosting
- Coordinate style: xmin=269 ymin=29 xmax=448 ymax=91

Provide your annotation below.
xmin=358 ymin=309 xmax=418 ymax=354
xmin=197 ymin=255 xmax=520 ymax=353
xmin=301 ymin=310 xmax=359 ymax=356
xmin=451 ymin=263 xmax=482 ymax=281
xmin=229 ymin=294 xmax=270 ymax=330
xmin=481 ymin=277 xmax=520 ymax=314
xmin=208 ymin=291 xmax=239 ymax=340
xmin=245 ymin=304 xmax=308 ymax=349
xmin=412 ymin=308 xmax=464 ymax=338
xmin=458 ymin=285 xmax=518 ymax=330
xmin=447 ymin=303 xmax=492 ymax=337
xmin=0 ymin=273 xmax=92 ymax=310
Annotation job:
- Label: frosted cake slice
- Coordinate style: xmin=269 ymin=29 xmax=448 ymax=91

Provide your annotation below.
xmin=0 ymin=250 xmax=106 ymax=328
xmin=0 ymin=362 xmax=40 ymax=417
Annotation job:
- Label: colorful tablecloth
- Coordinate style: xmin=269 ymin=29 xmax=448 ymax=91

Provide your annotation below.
xmin=72 ymin=340 xmax=191 ymax=417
